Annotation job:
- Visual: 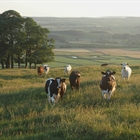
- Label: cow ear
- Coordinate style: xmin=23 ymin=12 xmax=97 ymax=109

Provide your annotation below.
xmin=101 ymin=72 xmax=105 ymax=75
xmin=111 ymin=71 xmax=116 ymax=75
xmin=127 ymin=63 xmax=129 ymax=65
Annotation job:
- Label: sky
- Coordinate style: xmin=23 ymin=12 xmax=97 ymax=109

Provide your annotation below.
xmin=0 ymin=0 xmax=140 ymax=18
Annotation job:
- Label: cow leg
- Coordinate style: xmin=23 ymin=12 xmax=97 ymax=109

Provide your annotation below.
xmin=102 ymin=91 xmax=106 ymax=99
xmin=56 ymin=93 xmax=60 ymax=102
xmin=102 ymin=90 xmax=108 ymax=99
xmin=51 ymin=96 xmax=55 ymax=105
xmin=47 ymin=94 xmax=51 ymax=104
xmin=107 ymin=94 xmax=111 ymax=99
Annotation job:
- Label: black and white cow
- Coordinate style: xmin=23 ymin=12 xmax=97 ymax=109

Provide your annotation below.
xmin=43 ymin=64 xmax=50 ymax=75
xmin=99 ymin=70 xmax=116 ymax=99
xmin=45 ymin=77 xmax=66 ymax=105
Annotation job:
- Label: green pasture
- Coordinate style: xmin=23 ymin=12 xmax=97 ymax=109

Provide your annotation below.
xmin=47 ymin=51 xmax=140 ymax=68
xmin=0 ymin=64 xmax=140 ymax=140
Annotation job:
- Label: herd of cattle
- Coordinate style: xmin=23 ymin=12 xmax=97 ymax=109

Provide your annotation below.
xmin=37 ymin=62 xmax=132 ymax=105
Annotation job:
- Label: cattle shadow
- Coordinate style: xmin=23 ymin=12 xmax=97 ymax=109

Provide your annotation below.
xmin=0 ymin=87 xmax=47 ymax=120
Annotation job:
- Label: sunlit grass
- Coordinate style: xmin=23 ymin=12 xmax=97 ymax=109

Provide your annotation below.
xmin=0 ymin=65 xmax=140 ymax=140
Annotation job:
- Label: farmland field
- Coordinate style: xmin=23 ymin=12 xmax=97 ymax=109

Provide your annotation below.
xmin=0 ymin=59 xmax=140 ymax=139
xmin=48 ymin=48 xmax=140 ymax=68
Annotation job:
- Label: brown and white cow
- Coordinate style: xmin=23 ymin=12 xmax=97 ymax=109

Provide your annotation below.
xmin=69 ymin=70 xmax=81 ymax=90
xmin=37 ymin=66 xmax=44 ymax=75
xmin=99 ymin=70 xmax=116 ymax=99
xmin=45 ymin=77 xmax=67 ymax=105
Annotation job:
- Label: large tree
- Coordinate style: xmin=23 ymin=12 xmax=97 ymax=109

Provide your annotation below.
xmin=0 ymin=10 xmax=55 ymax=69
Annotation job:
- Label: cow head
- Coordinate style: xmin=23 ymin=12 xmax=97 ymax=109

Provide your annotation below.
xmin=101 ymin=70 xmax=116 ymax=84
xmin=101 ymin=70 xmax=116 ymax=76
xmin=121 ymin=62 xmax=129 ymax=70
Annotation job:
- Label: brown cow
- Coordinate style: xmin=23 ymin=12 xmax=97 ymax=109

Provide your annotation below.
xmin=99 ymin=70 xmax=116 ymax=99
xmin=37 ymin=66 xmax=44 ymax=75
xmin=69 ymin=70 xmax=81 ymax=90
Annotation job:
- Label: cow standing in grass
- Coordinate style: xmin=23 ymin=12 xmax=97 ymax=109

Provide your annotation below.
xmin=121 ymin=62 xmax=132 ymax=80
xmin=43 ymin=64 xmax=50 ymax=75
xmin=37 ymin=66 xmax=44 ymax=75
xmin=64 ymin=65 xmax=72 ymax=74
xmin=69 ymin=70 xmax=81 ymax=90
xmin=100 ymin=70 xmax=116 ymax=99
xmin=45 ymin=77 xmax=67 ymax=105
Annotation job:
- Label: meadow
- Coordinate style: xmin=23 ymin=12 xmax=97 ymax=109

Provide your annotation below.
xmin=0 ymin=58 xmax=140 ymax=139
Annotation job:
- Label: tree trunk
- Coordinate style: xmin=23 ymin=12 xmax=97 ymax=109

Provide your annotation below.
xmin=1 ymin=60 xmax=4 ymax=69
xmin=6 ymin=54 xmax=10 ymax=68
xmin=11 ymin=54 xmax=14 ymax=68
xmin=18 ymin=55 xmax=20 ymax=68
xmin=29 ymin=62 xmax=31 ymax=69
xmin=34 ymin=63 xmax=36 ymax=69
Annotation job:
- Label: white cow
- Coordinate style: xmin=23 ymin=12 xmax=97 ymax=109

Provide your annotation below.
xmin=64 ymin=65 xmax=72 ymax=74
xmin=43 ymin=64 xmax=50 ymax=75
xmin=121 ymin=62 xmax=132 ymax=80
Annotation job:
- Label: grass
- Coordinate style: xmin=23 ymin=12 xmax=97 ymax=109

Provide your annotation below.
xmin=0 ymin=64 xmax=140 ymax=140
xmin=47 ymin=48 xmax=140 ymax=68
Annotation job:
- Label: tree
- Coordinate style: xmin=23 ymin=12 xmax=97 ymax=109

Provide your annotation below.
xmin=0 ymin=10 xmax=24 ymax=68
xmin=0 ymin=10 xmax=55 ymax=69
xmin=23 ymin=17 xmax=54 ymax=68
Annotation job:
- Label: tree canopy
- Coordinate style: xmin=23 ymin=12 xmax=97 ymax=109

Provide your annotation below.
xmin=0 ymin=10 xmax=54 ymax=69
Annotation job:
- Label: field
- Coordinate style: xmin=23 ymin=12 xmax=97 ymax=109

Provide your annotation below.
xmin=0 ymin=56 xmax=140 ymax=139
xmin=48 ymin=48 xmax=140 ymax=68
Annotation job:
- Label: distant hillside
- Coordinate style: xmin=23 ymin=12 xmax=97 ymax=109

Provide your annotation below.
xmin=33 ymin=17 xmax=140 ymax=49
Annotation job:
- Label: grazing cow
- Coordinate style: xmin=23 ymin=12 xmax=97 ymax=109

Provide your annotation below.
xmin=69 ymin=70 xmax=81 ymax=90
xmin=99 ymin=70 xmax=116 ymax=99
xmin=45 ymin=77 xmax=67 ymax=105
xmin=37 ymin=66 xmax=44 ymax=75
xmin=121 ymin=62 xmax=132 ymax=80
xmin=64 ymin=65 xmax=72 ymax=74
xmin=43 ymin=64 xmax=50 ymax=75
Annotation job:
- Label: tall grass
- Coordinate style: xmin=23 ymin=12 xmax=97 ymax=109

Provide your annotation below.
xmin=0 ymin=65 xmax=140 ymax=140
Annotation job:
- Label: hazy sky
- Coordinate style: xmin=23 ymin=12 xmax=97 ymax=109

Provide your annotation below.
xmin=0 ymin=0 xmax=140 ymax=17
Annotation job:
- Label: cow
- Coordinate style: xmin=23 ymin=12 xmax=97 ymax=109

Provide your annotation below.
xmin=69 ymin=70 xmax=81 ymax=90
xmin=64 ymin=65 xmax=72 ymax=74
xmin=99 ymin=70 xmax=116 ymax=99
xmin=37 ymin=66 xmax=44 ymax=75
xmin=43 ymin=64 xmax=50 ymax=75
xmin=121 ymin=62 xmax=132 ymax=80
xmin=45 ymin=77 xmax=67 ymax=105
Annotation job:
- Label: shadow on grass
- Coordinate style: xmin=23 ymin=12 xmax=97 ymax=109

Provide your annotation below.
xmin=0 ymin=87 xmax=47 ymax=120
xmin=0 ymin=74 xmax=41 ymax=80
